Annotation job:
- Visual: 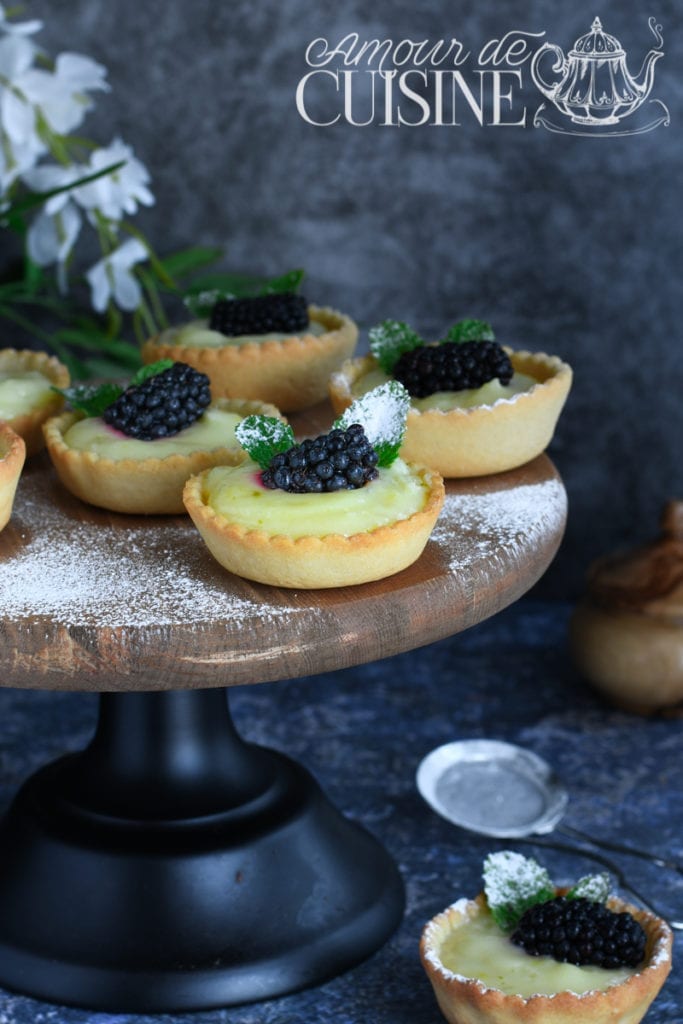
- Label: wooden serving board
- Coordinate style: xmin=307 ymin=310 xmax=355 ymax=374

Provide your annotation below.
xmin=0 ymin=407 xmax=567 ymax=691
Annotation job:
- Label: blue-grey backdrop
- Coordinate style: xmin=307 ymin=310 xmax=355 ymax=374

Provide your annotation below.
xmin=24 ymin=1 xmax=683 ymax=596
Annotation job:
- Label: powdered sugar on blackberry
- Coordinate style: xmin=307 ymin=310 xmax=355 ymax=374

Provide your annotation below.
xmin=2 ymin=476 xmax=297 ymax=629
xmin=430 ymin=479 xmax=566 ymax=571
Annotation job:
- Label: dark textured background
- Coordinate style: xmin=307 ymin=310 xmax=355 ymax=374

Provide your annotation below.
xmin=25 ymin=1 xmax=683 ymax=596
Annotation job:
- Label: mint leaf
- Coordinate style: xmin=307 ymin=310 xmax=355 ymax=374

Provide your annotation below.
xmin=258 ymin=268 xmax=304 ymax=295
xmin=483 ymin=851 xmax=555 ymax=932
xmin=567 ymin=872 xmax=611 ymax=903
xmin=442 ymin=318 xmax=495 ymax=344
xmin=184 ymin=268 xmax=305 ymax=318
xmin=129 ymin=359 xmax=174 ymax=387
xmin=334 ymin=380 xmax=410 ymax=468
xmin=368 ymin=320 xmax=423 ymax=374
xmin=54 ymin=383 xmax=123 ymax=418
xmin=235 ymin=415 xmax=295 ymax=469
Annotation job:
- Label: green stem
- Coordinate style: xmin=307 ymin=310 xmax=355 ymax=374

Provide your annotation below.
xmin=139 ymin=268 xmax=168 ymax=330
xmin=0 ymin=302 xmax=57 ymax=345
xmin=0 ymin=303 xmax=72 ymax=365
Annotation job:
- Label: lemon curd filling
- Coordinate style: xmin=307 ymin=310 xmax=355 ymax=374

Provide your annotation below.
xmin=63 ymin=407 xmax=243 ymax=460
xmin=160 ymin=318 xmax=327 ymax=350
xmin=351 ymin=367 xmax=537 ymax=411
xmin=0 ymin=371 xmax=55 ymax=419
xmin=203 ymin=458 xmax=429 ymax=539
xmin=439 ymin=908 xmax=636 ymax=998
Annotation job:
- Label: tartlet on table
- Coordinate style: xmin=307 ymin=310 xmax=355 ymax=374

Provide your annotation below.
xmin=0 ymin=348 xmax=70 ymax=456
xmin=142 ymin=291 xmax=358 ymax=414
xmin=329 ymin=319 xmax=572 ymax=478
xmin=0 ymin=422 xmax=26 ymax=532
xmin=43 ymin=361 xmax=285 ymax=515
xmin=184 ymin=382 xmax=445 ymax=589
xmin=420 ymin=852 xmax=672 ymax=1024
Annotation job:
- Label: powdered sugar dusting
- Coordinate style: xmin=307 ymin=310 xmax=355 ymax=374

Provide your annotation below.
xmin=1 ymin=473 xmax=297 ymax=629
xmin=336 ymin=380 xmax=410 ymax=451
xmin=430 ymin=478 xmax=567 ymax=572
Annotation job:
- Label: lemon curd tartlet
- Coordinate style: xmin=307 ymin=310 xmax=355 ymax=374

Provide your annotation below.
xmin=420 ymin=853 xmax=672 ymax=1024
xmin=184 ymin=382 xmax=445 ymax=588
xmin=44 ymin=361 xmax=284 ymax=515
xmin=142 ymin=289 xmax=358 ymax=413
xmin=329 ymin=318 xmax=572 ymax=478
xmin=0 ymin=422 xmax=26 ymax=531
xmin=0 ymin=348 xmax=70 ymax=456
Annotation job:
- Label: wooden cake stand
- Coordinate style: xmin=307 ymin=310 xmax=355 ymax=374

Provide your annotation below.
xmin=0 ymin=419 xmax=567 ymax=1013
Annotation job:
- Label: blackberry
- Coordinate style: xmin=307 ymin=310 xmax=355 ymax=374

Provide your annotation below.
xmin=209 ymin=292 xmax=309 ymax=336
xmin=261 ymin=424 xmax=379 ymax=493
xmin=511 ymin=898 xmax=646 ymax=969
xmin=103 ymin=362 xmax=211 ymax=440
xmin=393 ymin=340 xmax=513 ymax=398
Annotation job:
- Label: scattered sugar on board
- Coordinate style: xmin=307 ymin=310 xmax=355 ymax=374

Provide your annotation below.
xmin=2 ymin=471 xmax=565 ymax=630
xmin=1 ymin=477 xmax=297 ymax=629
xmin=430 ymin=479 xmax=566 ymax=572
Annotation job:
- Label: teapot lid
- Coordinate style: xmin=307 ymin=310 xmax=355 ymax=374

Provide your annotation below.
xmin=571 ymin=17 xmax=625 ymax=59
xmin=585 ymin=500 xmax=683 ymax=618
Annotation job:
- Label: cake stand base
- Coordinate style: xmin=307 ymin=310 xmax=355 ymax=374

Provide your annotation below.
xmin=0 ymin=689 xmax=404 ymax=1012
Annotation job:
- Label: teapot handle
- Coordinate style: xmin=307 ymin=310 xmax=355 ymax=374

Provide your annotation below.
xmin=530 ymin=43 xmax=567 ymax=101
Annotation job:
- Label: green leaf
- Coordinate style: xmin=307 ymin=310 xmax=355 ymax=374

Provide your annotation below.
xmin=442 ymin=318 xmax=495 ymax=344
xmin=52 ymin=327 xmax=142 ymax=364
xmin=258 ymin=268 xmax=304 ymax=295
xmin=368 ymin=320 xmax=423 ymax=374
xmin=183 ymin=268 xmax=305 ymax=318
xmin=483 ymin=851 xmax=555 ymax=932
xmin=235 ymin=415 xmax=295 ymax=469
xmin=1 ymin=161 xmax=126 ymax=225
xmin=567 ymin=872 xmax=612 ymax=903
xmin=334 ymin=380 xmax=410 ymax=468
xmin=157 ymin=246 xmax=224 ymax=281
xmin=54 ymin=382 xmax=124 ymax=418
xmin=129 ymin=359 xmax=174 ymax=387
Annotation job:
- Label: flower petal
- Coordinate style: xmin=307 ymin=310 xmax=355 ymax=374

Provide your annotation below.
xmin=113 ymin=268 xmax=142 ymax=311
xmin=85 ymin=259 xmax=111 ymax=313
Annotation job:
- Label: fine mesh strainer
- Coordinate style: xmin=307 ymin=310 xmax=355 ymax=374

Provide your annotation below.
xmin=416 ymin=739 xmax=683 ymax=930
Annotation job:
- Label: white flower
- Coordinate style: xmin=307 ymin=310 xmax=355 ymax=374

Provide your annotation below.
xmin=23 ymin=164 xmax=87 ymax=289
xmin=86 ymin=238 xmax=148 ymax=313
xmin=22 ymin=162 xmax=85 ymax=214
xmin=17 ymin=51 xmax=109 ymax=136
xmin=77 ymin=138 xmax=154 ymax=220
xmin=27 ymin=205 xmax=81 ymax=291
xmin=0 ymin=34 xmax=40 ymax=146
xmin=0 ymin=4 xmax=42 ymax=36
xmin=0 ymin=128 xmax=45 ymax=190
xmin=0 ymin=40 xmax=108 ymax=172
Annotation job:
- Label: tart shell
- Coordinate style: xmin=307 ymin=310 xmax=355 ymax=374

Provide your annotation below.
xmin=43 ymin=398 xmax=285 ymax=515
xmin=420 ymin=893 xmax=672 ymax=1024
xmin=0 ymin=422 xmax=26 ymax=531
xmin=183 ymin=462 xmax=445 ymax=589
xmin=329 ymin=350 xmax=572 ymax=478
xmin=0 ymin=348 xmax=70 ymax=456
xmin=142 ymin=305 xmax=358 ymax=413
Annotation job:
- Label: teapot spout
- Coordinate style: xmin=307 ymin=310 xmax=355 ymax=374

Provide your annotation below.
xmin=632 ymin=48 xmax=663 ymax=103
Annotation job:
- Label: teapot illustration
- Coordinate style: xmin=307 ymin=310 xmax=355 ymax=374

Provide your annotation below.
xmin=531 ymin=17 xmax=663 ymax=125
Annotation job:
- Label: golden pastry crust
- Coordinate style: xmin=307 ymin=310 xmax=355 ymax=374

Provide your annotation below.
xmin=183 ymin=462 xmax=445 ymax=589
xmin=43 ymin=398 xmax=285 ymax=515
xmin=0 ymin=422 xmax=26 ymax=531
xmin=329 ymin=350 xmax=572 ymax=478
xmin=142 ymin=305 xmax=358 ymax=413
xmin=420 ymin=893 xmax=673 ymax=1024
xmin=0 ymin=348 xmax=70 ymax=456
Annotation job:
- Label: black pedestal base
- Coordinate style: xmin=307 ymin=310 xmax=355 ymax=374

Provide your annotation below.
xmin=0 ymin=691 xmax=404 ymax=1012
